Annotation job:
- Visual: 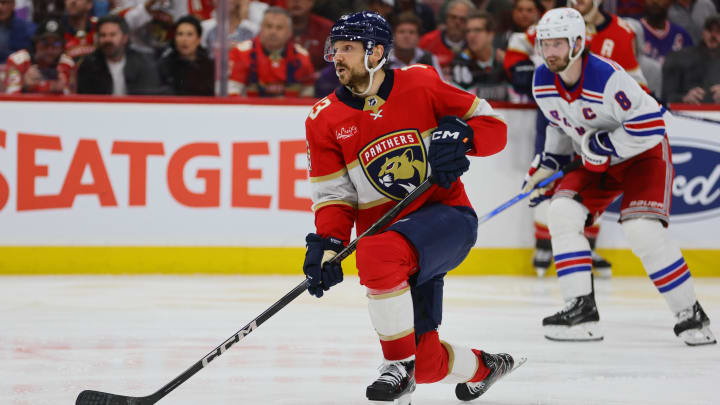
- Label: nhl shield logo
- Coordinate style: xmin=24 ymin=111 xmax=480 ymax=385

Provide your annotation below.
xmin=359 ymin=129 xmax=428 ymax=200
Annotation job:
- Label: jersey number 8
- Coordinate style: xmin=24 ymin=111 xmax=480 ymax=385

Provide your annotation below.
xmin=614 ymin=91 xmax=632 ymax=111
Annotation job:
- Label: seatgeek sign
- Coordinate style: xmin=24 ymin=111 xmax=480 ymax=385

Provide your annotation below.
xmin=0 ymin=100 xmax=718 ymax=248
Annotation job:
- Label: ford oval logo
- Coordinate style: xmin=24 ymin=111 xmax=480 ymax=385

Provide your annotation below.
xmin=605 ymin=139 xmax=720 ymax=221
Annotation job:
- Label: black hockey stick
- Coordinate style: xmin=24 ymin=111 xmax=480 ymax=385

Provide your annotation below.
xmin=75 ymin=176 xmax=435 ymax=405
xmin=670 ymin=110 xmax=720 ymax=126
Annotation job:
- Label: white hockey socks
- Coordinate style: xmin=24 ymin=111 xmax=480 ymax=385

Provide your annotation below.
xmin=367 ymin=282 xmax=416 ymax=361
xmin=623 ymin=218 xmax=697 ymax=313
xmin=438 ymin=341 xmax=481 ymax=384
xmin=548 ymin=197 xmax=593 ymax=300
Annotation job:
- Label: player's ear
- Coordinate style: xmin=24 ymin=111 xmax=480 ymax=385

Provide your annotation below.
xmin=371 ymin=44 xmax=385 ymax=63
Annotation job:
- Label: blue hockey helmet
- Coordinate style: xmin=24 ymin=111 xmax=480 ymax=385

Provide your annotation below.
xmin=323 ymin=11 xmax=393 ymax=63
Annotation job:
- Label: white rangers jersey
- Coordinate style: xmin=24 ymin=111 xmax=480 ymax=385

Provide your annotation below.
xmin=532 ymin=53 xmax=667 ymax=164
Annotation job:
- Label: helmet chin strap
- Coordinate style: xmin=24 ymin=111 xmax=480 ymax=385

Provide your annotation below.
xmin=348 ymin=52 xmax=387 ymax=96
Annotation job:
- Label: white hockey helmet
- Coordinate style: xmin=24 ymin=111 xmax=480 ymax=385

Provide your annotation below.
xmin=535 ymin=7 xmax=586 ymax=73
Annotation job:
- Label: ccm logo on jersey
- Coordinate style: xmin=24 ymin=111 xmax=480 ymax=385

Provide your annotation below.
xmin=431 ymin=130 xmax=461 ymax=140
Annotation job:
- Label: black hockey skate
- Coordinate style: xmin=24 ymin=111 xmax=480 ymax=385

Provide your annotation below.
xmin=366 ymin=359 xmax=415 ymax=404
xmin=674 ymin=301 xmax=717 ymax=346
xmin=543 ymin=291 xmax=603 ymax=341
xmin=533 ymin=248 xmax=553 ymax=278
xmin=455 ymin=352 xmax=524 ymax=401
xmin=591 ymin=251 xmax=612 ymax=279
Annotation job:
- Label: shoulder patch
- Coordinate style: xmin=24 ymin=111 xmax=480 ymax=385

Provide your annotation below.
xmin=236 ymin=40 xmax=252 ymax=52
xmin=583 ymin=53 xmax=620 ymax=94
xmin=294 ymin=43 xmax=309 ymax=56
xmin=8 ymin=50 xmax=31 ymax=65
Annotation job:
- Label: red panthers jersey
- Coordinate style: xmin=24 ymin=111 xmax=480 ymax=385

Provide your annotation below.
xmin=4 ymin=49 xmax=75 ymax=94
xmin=229 ymin=37 xmax=315 ymax=97
xmin=305 ymin=65 xmax=507 ymax=244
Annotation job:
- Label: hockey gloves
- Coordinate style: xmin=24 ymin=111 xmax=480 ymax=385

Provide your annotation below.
xmin=581 ymin=131 xmax=615 ymax=172
xmin=303 ymin=233 xmax=344 ymax=298
xmin=428 ymin=116 xmax=474 ymax=189
xmin=522 ymin=152 xmax=571 ymax=207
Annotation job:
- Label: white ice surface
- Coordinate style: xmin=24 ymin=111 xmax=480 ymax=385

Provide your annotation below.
xmin=2 ymin=275 xmax=719 ymax=405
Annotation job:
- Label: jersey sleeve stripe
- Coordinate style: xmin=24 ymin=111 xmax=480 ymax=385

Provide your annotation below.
xmin=310 ymin=167 xmax=348 ymax=183
xmin=313 ymin=199 xmax=356 ymax=211
xmin=358 ymin=197 xmax=392 ymax=210
xmin=462 ymin=97 xmax=481 ymax=121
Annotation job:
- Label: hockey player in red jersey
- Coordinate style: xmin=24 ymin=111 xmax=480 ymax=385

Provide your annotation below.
xmin=526 ymin=7 xmax=716 ymax=346
xmin=303 ymin=11 xmax=522 ymax=404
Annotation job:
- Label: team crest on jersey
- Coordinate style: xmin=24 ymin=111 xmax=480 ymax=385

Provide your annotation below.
xmin=359 ymin=129 xmax=427 ymax=200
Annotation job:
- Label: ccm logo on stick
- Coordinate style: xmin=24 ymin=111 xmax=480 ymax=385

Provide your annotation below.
xmin=201 ymin=321 xmax=258 ymax=367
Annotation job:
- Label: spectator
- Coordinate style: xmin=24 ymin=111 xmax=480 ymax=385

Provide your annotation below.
xmin=386 ymin=11 xmax=442 ymax=74
xmin=309 ymin=0 xmax=354 ymax=22
xmin=438 ymin=0 xmax=514 ymax=27
xmin=62 ymin=0 xmax=97 ymax=60
xmin=287 ymin=0 xmax=333 ymax=73
xmin=395 ymin=0 xmax=437 ymax=34
xmin=641 ymin=0 xmax=693 ymax=63
xmin=118 ymin=0 xmax=176 ymax=58
xmin=228 ymin=7 xmax=314 ymax=97
xmin=158 ymin=15 xmax=214 ymax=95
xmin=419 ymin=0 xmax=475 ymax=78
xmin=669 ymin=0 xmax=717 ymax=44
xmin=0 ymin=0 xmax=35 ymax=63
xmin=5 ymin=18 xmax=75 ymax=93
xmin=201 ymin=0 xmax=268 ymax=53
xmin=449 ymin=10 xmax=508 ymax=100
xmin=313 ymin=63 xmax=339 ymax=97
xmin=494 ymin=0 xmax=540 ymax=51
xmin=663 ymin=14 xmax=720 ymax=103
xmin=77 ymin=14 xmax=163 ymax=94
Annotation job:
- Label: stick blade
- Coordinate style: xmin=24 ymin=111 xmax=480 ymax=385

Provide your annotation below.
xmin=76 ymin=390 xmax=149 ymax=405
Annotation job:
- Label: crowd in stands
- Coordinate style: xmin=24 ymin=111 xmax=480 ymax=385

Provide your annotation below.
xmin=0 ymin=0 xmax=718 ymax=104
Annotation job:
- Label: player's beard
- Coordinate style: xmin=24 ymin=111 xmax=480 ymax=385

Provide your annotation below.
xmin=336 ymin=62 xmax=370 ymax=94
xmin=545 ymin=53 xmax=571 ymax=73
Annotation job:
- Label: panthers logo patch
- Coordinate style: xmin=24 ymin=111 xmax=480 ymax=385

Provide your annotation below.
xmin=359 ymin=129 xmax=428 ymax=200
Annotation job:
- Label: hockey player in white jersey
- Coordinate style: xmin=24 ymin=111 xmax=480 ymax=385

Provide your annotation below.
xmin=524 ymin=7 xmax=716 ymax=346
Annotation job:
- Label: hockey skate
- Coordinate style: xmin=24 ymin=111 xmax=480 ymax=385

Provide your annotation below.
xmin=543 ymin=291 xmax=603 ymax=341
xmin=591 ymin=251 xmax=612 ymax=279
xmin=674 ymin=301 xmax=717 ymax=346
xmin=455 ymin=352 xmax=526 ymax=401
xmin=366 ymin=359 xmax=415 ymax=405
xmin=532 ymin=248 xmax=553 ymax=278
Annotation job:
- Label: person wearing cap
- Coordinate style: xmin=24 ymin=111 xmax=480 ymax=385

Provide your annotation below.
xmin=0 ymin=0 xmax=35 ymax=63
xmin=662 ymin=14 xmax=720 ymax=104
xmin=4 ymin=18 xmax=75 ymax=93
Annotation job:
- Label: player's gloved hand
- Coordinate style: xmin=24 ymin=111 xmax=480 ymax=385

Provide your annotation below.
xmin=428 ymin=115 xmax=474 ymax=189
xmin=522 ymin=152 xmax=571 ymax=207
xmin=581 ymin=131 xmax=614 ymax=172
xmin=303 ymin=233 xmax=344 ymax=298
xmin=510 ymin=60 xmax=536 ymax=96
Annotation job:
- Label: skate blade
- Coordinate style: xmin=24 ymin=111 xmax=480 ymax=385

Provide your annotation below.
xmin=369 ymin=391 xmax=412 ymax=405
xmin=679 ymin=326 xmax=717 ymax=346
xmin=544 ymin=322 xmax=604 ymax=342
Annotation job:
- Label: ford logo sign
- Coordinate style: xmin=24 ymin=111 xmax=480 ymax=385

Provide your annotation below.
xmin=605 ymin=139 xmax=720 ymax=221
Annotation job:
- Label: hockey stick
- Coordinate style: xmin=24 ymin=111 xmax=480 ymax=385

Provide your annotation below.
xmin=75 ymin=176 xmax=435 ymax=405
xmin=476 ymin=160 xmax=582 ymax=225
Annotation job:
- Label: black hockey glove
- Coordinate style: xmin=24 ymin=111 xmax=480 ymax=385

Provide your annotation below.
xmin=303 ymin=233 xmax=344 ymax=298
xmin=510 ymin=60 xmax=536 ymax=96
xmin=428 ymin=116 xmax=474 ymax=189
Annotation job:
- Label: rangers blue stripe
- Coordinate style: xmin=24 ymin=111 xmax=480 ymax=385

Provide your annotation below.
xmin=557 ymin=265 xmax=592 ymax=277
xmin=626 ymin=110 xmax=664 ymax=122
xmin=650 ymin=258 xmax=685 ymax=279
xmin=624 ymin=128 xmax=666 ymax=137
xmin=554 ymin=250 xmax=592 ymax=261
xmin=658 ymin=271 xmax=691 ymax=293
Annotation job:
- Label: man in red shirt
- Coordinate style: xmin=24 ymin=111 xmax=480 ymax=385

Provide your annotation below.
xmin=229 ymin=7 xmax=315 ymax=97
xmin=419 ymin=0 xmax=475 ymax=78
xmin=5 ymin=18 xmax=75 ymax=94
xmin=305 ymin=10 xmax=521 ymax=405
xmin=287 ymin=0 xmax=333 ymax=73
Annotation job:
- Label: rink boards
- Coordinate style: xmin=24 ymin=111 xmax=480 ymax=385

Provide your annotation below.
xmin=0 ymin=98 xmax=718 ymax=276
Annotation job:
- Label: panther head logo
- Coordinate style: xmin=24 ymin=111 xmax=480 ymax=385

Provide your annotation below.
xmin=378 ymin=149 xmax=425 ymax=193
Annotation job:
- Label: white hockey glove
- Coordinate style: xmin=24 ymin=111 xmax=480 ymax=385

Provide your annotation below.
xmin=580 ymin=131 xmax=613 ymax=173
xmin=522 ymin=152 xmax=571 ymax=207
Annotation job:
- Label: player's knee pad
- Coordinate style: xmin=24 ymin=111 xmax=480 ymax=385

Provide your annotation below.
xmin=548 ymin=197 xmax=587 ymax=238
xmin=356 ymin=231 xmax=417 ymax=290
xmin=411 ymin=275 xmax=444 ymax=337
xmin=622 ymin=218 xmax=668 ymax=259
